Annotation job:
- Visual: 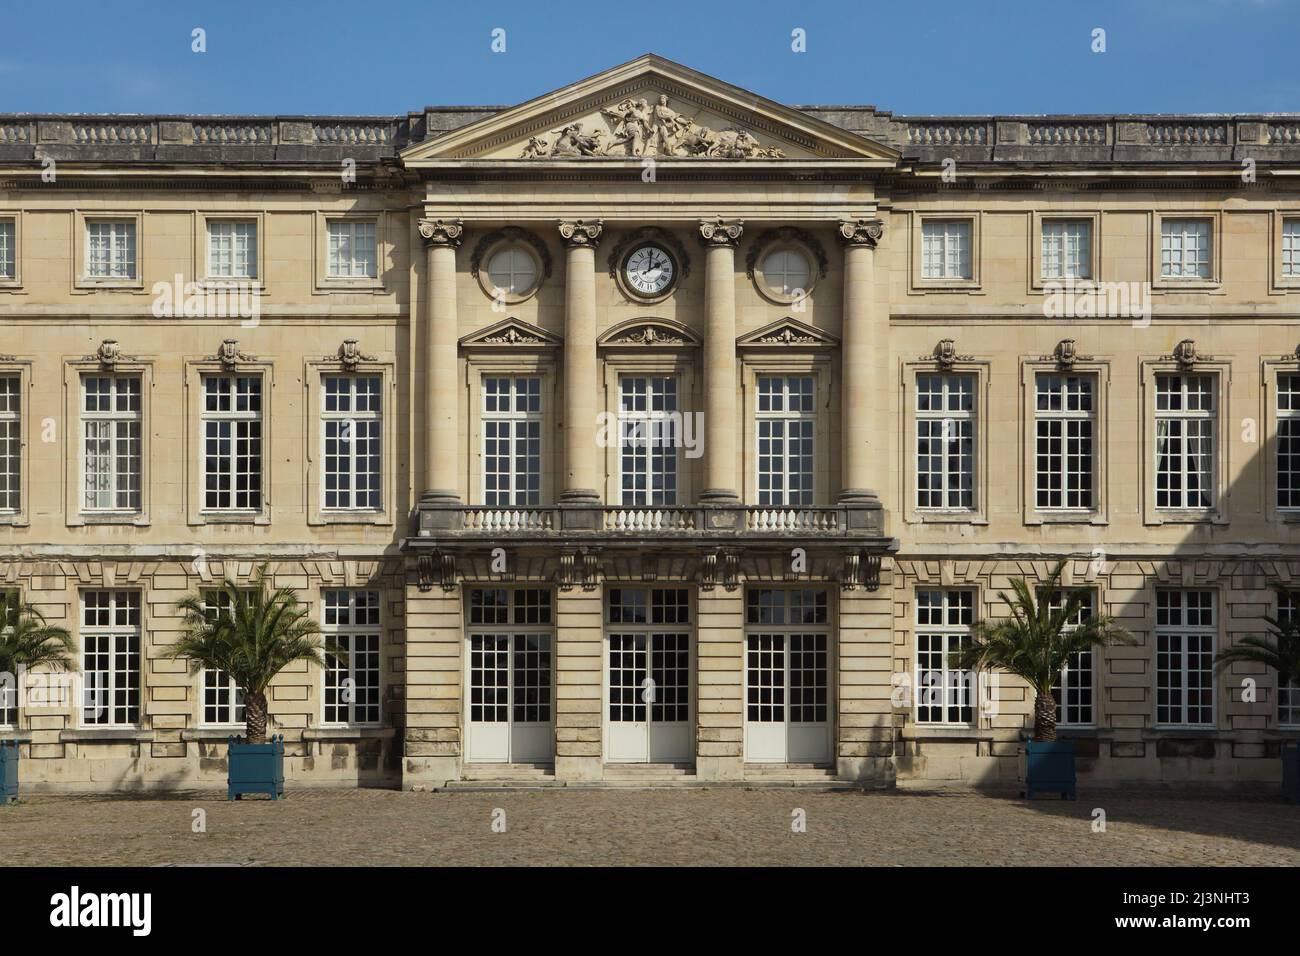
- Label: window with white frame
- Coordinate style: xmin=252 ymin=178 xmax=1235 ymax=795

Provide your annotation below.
xmin=1156 ymin=589 xmax=1216 ymax=727
xmin=0 ymin=590 xmax=17 ymax=726
xmin=1041 ymin=220 xmax=1091 ymax=280
xmin=201 ymin=374 xmax=262 ymax=511
xmin=0 ymin=219 xmax=14 ymax=279
xmin=327 ymin=220 xmax=377 ymax=278
xmin=207 ymin=220 xmax=257 ymax=279
xmin=916 ymin=589 xmax=975 ymax=724
xmin=81 ymin=375 xmax=141 ymax=512
xmin=1160 ymin=218 xmax=1211 ymax=278
xmin=1035 ymin=373 xmax=1095 ymax=511
xmin=1284 ymin=219 xmax=1300 ymax=278
xmin=321 ymin=375 xmax=382 ymax=511
xmin=619 ymin=375 xmax=678 ymax=506
xmin=1277 ymin=374 xmax=1300 ymax=511
xmin=756 ymin=375 xmax=814 ymax=506
xmin=1278 ymin=592 xmax=1299 ymax=727
xmin=198 ymin=590 xmax=245 ymax=727
xmin=482 ymin=376 xmax=541 ymax=506
xmin=1048 ymin=590 xmax=1096 ymax=726
xmin=921 ymin=220 xmax=972 ymax=280
xmin=1154 ymin=373 xmax=1215 ymax=510
xmin=85 ymin=220 xmax=136 ymax=279
xmin=916 ymin=373 xmax=975 ymax=511
xmin=81 ymin=590 xmax=141 ymax=726
xmin=0 ymin=376 xmax=19 ymax=512
xmin=322 ymin=590 xmax=381 ymax=725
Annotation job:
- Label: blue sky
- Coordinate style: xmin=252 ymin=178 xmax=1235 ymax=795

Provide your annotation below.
xmin=2 ymin=0 xmax=1298 ymax=115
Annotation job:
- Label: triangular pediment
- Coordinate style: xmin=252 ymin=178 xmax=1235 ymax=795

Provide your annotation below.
xmin=403 ymin=54 xmax=898 ymax=164
xmin=460 ymin=317 xmax=562 ymax=351
xmin=737 ymin=317 xmax=839 ymax=350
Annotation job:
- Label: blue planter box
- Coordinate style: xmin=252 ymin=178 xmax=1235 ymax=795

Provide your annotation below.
xmin=1283 ymin=743 xmax=1300 ymax=804
xmin=0 ymin=740 xmax=17 ymax=805
xmin=227 ymin=735 xmax=284 ymax=801
xmin=1025 ymin=739 xmax=1076 ymax=800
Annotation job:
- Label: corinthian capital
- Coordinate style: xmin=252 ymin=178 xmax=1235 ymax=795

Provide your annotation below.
xmin=418 ymin=218 xmax=464 ymax=248
xmin=699 ymin=217 xmax=744 ymax=247
xmin=839 ymin=218 xmax=884 ymax=247
xmin=557 ymin=219 xmax=604 ymax=248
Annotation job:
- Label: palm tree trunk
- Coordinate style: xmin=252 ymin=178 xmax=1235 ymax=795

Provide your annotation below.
xmin=244 ymin=692 xmax=268 ymax=744
xmin=1033 ymin=692 xmax=1058 ymax=741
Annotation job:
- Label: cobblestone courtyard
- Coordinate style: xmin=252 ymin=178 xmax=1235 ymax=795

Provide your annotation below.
xmin=4 ymin=788 xmax=1298 ymax=866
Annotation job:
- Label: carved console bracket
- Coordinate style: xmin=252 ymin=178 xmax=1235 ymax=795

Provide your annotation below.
xmin=839 ymin=551 xmax=883 ymax=592
xmin=213 ymin=338 xmax=255 ymax=370
xmin=699 ymin=549 xmax=741 ymax=592
xmin=1171 ymin=338 xmax=1208 ymax=369
xmin=557 ymin=548 xmax=602 ymax=591
xmin=417 ymin=552 xmax=457 ymax=593
xmin=335 ymin=339 xmax=375 ymax=371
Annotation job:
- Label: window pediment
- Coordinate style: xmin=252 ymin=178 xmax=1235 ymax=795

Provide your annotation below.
xmin=737 ymin=318 xmax=839 ymax=352
xmin=597 ymin=317 xmax=700 ymax=350
xmin=460 ymin=317 xmax=563 ymax=353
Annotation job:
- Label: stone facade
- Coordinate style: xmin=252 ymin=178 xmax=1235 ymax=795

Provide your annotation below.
xmin=1 ymin=54 xmax=1298 ymax=791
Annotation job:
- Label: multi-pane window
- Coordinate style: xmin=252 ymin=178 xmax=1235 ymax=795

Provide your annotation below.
xmin=1048 ymin=590 xmax=1096 ymax=726
xmin=81 ymin=591 xmax=141 ymax=726
xmin=1160 ymin=218 xmax=1211 ymax=278
xmin=207 ymin=221 xmax=257 ymax=279
xmin=198 ymin=590 xmax=245 ymax=727
xmin=321 ymin=375 xmax=382 ymax=511
xmin=916 ymin=373 xmax=975 ymax=510
xmin=81 ymin=375 xmax=141 ymax=512
xmin=607 ymin=588 xmax=690 ymax=724
xmin=921 ymin=220 xmax=972 ymax=279
xmin=0 ymin=376 xmax=19 ymax=512
xmin=760 ymin=249 xmax=812 ymax=297
xmin=619 ymin=375 xmax=678 ymax=506
xmin=0 ymin=219 xmax=14 ymax=279
xmin=744 ymin=588 xmax=830 ymax=724
xmin=467 ymin=588 xmax=552 ymax=724
xmin=485 ymin=247 xmax=537 ymax=296
xmin=1041 ymin=220 xmax=1091 ymax=280
xmin=1277 ymin=374 xmax=1300 ymax=510
xmin=1278 ymin=593 xmax=1299 ymax=727
xmin=916 ymin=589 xmax=975 ymax=724
xmin=1035 ymin=374 xmax=1095 ymax=510
xmin=756 ymin=375 xmax=814 ymax=506
xmin=327 ymin=220 xmax=377 ymax=278
xmin=202 ymin=375 xmax=263 ymax=511
xmin=482 ymin=377 xmax=541 ymax=506
xmin=0 ymin=590 xmax=17 ymax=726
xmin=85 ymin=220 xmax=136 ymax=279
xmin=1154 ymin=374 xmax=1215 ymax=510
xmin=1284 ymin=219 xmax=1300 ymax=278
xmin=1156 ymin=590 xmax=1216 ymax=726
xmin=323 ymin=590 xmax=381 ymax=725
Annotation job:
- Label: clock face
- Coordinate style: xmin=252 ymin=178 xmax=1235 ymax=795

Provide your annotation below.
xmin=624 ymin=244 xmax=676 ymax=297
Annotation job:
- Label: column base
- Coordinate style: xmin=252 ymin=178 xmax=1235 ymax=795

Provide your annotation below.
xmin=698 ymin=488 xmax=741 ymax=505
xmin=837 ymin=488 xmax=881 ymax=504
xmin=558 ymin=489 xmax=601 ymax=505
xmin=557 ymin=492 xmax=603 ymax=531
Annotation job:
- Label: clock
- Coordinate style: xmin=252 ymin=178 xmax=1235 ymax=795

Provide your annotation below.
xmin=623 ymin=243 xmax=677 ymax=299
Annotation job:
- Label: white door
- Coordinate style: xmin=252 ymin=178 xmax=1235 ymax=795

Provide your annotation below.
xmin=466 ymin=631 xmax=554 ymax=763
xmin=745 ymin=631 xmax=830 ymax=763
xmin=605 ymin=588 xmax=693 ymax=764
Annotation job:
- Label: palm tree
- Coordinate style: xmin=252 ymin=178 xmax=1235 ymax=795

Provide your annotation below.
xmin=168 ymin=565 xmax=329 ymax=744
xmin=0 ymin=601 xmax=77 ymax=724
xmin=951 ymin=561 xmax=1133 ymax=741
xmin=1214 ymin=590 xmax=1300 ymax=717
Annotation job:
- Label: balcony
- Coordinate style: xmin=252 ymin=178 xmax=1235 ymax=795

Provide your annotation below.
xmin=405 ymin=501 xmax=895 ymax=593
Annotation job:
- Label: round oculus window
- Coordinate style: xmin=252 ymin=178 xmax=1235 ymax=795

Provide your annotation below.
xmin=760 ymin=248 xmax=812 ymax=299
xmin=485 ymin=246 xmax=539 ymax=298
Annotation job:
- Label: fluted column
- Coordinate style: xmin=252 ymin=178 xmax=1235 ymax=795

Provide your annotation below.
xmin=699 ymin=218 xmax=743 ymax=504
xmin=418 ymin=218 xmax=464 ymax=508
xmin=558 ymin=219 xmax=603 ymax=507
xmin=838 ymin=218 xmax=885 ymax=504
